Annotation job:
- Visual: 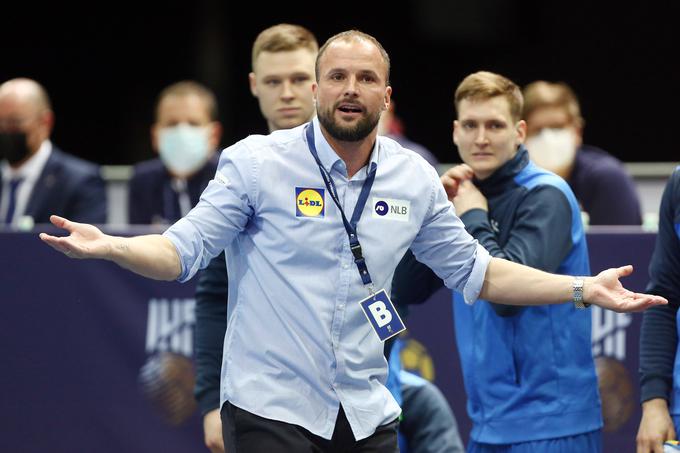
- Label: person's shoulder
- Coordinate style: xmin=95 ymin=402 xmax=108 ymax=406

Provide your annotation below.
xmin=129 ymin=158 xmax=166 ymax=185
xmin=577 ymin=145 xmax=628 ymax=175
xmin=378 ymin=135 xmax=438 ymax=175
xmin=49 ymin=146 xmax=101 ymax=176
xmin=230 ymin=124 xmax=306 ymax=158
xmin=132 ymin=157 xmax=165 ymax=175
xmin=386 ymin=133 xmax=439 ymax=167
xmin=247 ymin=124 xmax=304 ymax=148
xmin=519 ymin=159 xmax=572 ymax=193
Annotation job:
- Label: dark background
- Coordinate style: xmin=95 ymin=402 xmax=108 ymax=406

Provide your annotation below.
xmin=1 ymin=0 xmax=677 ymax=166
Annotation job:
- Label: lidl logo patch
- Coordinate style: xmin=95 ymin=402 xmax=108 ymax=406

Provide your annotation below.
xmin=295 ymin=187 xmax=325 ymax=218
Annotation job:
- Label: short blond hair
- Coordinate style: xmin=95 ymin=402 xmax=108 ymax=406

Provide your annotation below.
xmin=522 ymin=81 xmax=583 ymax=128
xmin=455 ymin=71 xmax=523 ymax=122
xmin=251 ymin=24 xmax=318 ymax=70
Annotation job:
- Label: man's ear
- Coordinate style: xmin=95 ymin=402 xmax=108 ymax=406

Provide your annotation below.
xmin=248 ymin=72 xmax=258 ymax=97
xmin=516 ymin=119 xmax=527 ymax=144
xmin=383 ymin=86 xmax=392 ymax=111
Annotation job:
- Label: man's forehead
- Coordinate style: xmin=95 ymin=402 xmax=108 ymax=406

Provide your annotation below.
xmin=158 ymin=95 xmax=210 ymax=120
xmin=319 ymin=39 xmax=386 ymax=74
xmin=458 ymin=96 xmax=513 ymax=120
xmin=254 ymin=48 xmax=316 ymax=75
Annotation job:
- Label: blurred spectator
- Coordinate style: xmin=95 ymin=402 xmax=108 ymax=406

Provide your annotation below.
xmin=0 ymin=78 xmax=106 ymax=227
xmin=378 ymin=99 xmax=439 ymax=168
xmin=128 ymin=81 xmax=222 ymax=225
xmin=523 ymin=81 xmax=642 ymax=225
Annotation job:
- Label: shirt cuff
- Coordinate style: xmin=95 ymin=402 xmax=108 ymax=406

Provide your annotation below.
xmin=458 ymin=243 xmax=490 ymax=305
xmin=195 ymin=386 xmax=222 ymax=415
xmin=640 ymin=377 xmax=672 ymax=404
xmin=162 ymin=218 xmax=204 ymax=282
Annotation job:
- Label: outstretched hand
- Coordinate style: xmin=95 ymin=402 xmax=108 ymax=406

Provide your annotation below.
xmin=587 ymin=265 xmax=667 ymax=312
xmin=39 ymin=215 xmax=111 ymax=260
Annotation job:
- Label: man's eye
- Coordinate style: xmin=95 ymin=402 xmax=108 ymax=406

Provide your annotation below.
xmin=293 ymin=76 xmax=311 ymax=84
xmin=265 ymin=79 xmax=281 ymax=86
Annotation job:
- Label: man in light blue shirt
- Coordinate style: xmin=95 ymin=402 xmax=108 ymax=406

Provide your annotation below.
xmin=41 ymin=30 xmax=667 ymax=452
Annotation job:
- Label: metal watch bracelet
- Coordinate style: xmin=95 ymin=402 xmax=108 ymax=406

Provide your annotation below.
xmin=573 ymin=277 xmax=590 ymax=309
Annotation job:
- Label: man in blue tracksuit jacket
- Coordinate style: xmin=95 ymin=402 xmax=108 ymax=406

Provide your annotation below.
xmin=637 ymin=167 xmax=680 ymax=452
xmin=441 ymin=71 xmax=602 ymax=452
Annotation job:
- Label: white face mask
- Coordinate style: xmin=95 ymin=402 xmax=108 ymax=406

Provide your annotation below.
xmin=524 ymin=128 xmax=577 ymax=174
xmin=158 ymin=124 xmax=211 ymax=177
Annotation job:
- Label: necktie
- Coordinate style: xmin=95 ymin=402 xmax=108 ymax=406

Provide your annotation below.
xmin=5 ymin=177 xmax=23 ymax=224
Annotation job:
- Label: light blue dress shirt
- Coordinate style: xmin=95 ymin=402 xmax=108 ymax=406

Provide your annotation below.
xmin=163 ymin=118 xmax=490 ymax=440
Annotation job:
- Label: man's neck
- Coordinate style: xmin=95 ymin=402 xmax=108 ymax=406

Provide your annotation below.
xmin=318 ymin=126 xmax=376 ymax=179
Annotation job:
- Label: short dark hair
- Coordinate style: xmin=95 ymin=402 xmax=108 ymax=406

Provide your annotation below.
xmin=315 ymin=30 xmax=390 ymax=84
xmin=155 ymin=81 xmax=218 ymax=121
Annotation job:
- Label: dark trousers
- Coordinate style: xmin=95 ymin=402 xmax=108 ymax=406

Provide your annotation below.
xmin=221 ymin=402 xmax=398 ymax=452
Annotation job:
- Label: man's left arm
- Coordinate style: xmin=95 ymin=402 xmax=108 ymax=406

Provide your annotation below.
xmin=480 ymin=258 xmax=664 ymax=313
xmin=459 ymin=184 xmax=574 ymax=315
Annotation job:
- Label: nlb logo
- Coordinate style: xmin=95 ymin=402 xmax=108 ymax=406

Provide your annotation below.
xmin=295 ymin=187 xmax=325 ymax=218
xmin=375 ymin=201 xmax=389 ymax=216
xmin=372 ymin=197 xmax=410 ymax=222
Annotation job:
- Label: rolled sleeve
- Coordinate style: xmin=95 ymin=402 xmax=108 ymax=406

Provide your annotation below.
xmin=162 ymin=141 xmax=256 ymax=282
xmin=453 ymin=243 xmax=490 ymax=305
xmin=410 ymin=168 xmax=491 ymax=305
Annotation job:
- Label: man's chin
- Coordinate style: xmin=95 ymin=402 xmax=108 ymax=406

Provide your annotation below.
xmin=275 ymin=117 xmax=306 ymax=130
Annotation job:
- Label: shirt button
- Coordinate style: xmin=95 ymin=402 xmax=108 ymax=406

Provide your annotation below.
xmin=343 ymin=264 xmax=349 ymax=269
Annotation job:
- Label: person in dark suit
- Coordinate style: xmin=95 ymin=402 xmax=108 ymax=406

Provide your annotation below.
xmin=127 ymin=81 xmax=222 ymax=225
xmin=0 ymin=78 xmax=106 ymax=227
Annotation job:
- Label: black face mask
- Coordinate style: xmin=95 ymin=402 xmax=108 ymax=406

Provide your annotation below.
xmin=0 ymin=132 xmax=31 ymax=165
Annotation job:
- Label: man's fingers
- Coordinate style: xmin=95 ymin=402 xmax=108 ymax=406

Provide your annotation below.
xmin=49 ymin=215 xmax=68 ymax=228
xmin=39 ymin=233 xmax=78 ymax=257
xmin=616 ymin=264 xmax=634 ymax=278
xmin=636 ymin=294 xmax=668 ymax=307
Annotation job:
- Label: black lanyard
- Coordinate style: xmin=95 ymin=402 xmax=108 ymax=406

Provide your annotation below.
xmin=305 ymin=124 xmax=377 ymax=290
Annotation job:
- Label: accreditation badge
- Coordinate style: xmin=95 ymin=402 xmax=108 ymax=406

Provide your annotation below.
xmin=359 ymin=289 xmax=406 ymax=342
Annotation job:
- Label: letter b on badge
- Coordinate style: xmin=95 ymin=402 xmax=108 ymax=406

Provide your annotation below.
xmin=359 ymin=289 xmax=406 ymax=342
xmin=368 ymin=301 xmax=392 ymax=327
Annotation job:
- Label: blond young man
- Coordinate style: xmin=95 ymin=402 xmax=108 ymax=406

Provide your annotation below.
xmin=41 ymin=36 xmax=665 ymax=453
xmin=440 ymin=71 xmax=602 ymax=452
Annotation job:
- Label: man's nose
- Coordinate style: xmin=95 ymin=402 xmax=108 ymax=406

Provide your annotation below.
xmin=281 ymin=80 xmax=294 ymax=100
xmin=344 ymin=76 xmax=359 ymax=97
xmin=475 ymin=127 xmax=489 ymax=145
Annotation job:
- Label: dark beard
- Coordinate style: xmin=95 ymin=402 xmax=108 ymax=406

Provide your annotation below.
xmin=317 ymin=105 xmax=381 ymax=142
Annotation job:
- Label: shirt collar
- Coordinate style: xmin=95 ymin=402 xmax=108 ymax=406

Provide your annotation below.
xmin=311 ymin=117 xmax=380 ymax=180
xmin=2 ymin=139 xmax=52 ymax=183
xmin=473 ymin=145 xmax=529 ymax=195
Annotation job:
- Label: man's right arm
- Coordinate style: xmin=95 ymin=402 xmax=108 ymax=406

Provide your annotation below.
xmin=40 ymin=215 xmax=181 ymax=280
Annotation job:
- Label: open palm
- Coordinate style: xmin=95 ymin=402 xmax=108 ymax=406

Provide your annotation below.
xmin=39 ymin=215 xmax=110 ymax=259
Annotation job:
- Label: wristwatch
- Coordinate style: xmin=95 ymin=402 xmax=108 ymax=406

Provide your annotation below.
xmin=573 ymin=277 xmax=590 ymax=309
